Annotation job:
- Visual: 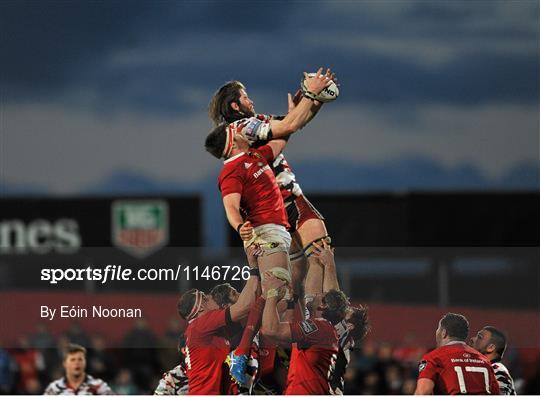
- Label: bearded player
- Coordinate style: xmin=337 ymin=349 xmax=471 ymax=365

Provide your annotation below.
xmin=208 ymin=69 xmax=337 ymax=316
xmin=261 ymin=271 xmax=352 ymax=395
xmin=470 ymin=326 xmax=517 ymax=395
xmin=415 ymin=313 xmax=500 ymax=395
xmin=308 ymin=240 xmax=370 ymax=395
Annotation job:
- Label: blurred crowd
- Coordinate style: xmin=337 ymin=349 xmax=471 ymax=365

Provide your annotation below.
xmin=0 ymin=321 xmax=537 ymax=395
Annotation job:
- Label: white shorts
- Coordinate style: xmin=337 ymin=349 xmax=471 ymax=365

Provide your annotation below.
xmin=244 ymin=223 xmax=291 ymax=255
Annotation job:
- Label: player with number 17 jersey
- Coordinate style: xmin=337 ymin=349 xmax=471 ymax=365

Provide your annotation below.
xmin=418 ymin=341 xmax=500 ymax=395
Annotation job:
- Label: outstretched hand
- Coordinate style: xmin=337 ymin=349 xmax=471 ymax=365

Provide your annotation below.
xmin=311 ymin=240 xmax=334 ymax=267
xmin=304 ymin=67 xmax=333 ymax=95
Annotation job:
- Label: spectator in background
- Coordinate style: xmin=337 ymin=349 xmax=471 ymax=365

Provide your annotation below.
xmin=112 ymin=369 xmax=138 ymax=395
xmin=0 ymin=342 xmax=15 ymax=394
xmin=11 ymin=336 xmax=44 ymax=394
xmin=44 ymin=343 xmax=113 ymax=395
xmin=87 ymin=335 xmax=115 ymax=383
xmin=158 ymin=318 xmax=181 ymax=372
xmin=122 ymin=319 xmax=159 ymax=392
xmin=374 ymin=342 xmax=399 ymax=394
xmin=64 ymin=323 xmax=91 ymax=349
xmin=30 ymin=323 xmax=57 ymax=387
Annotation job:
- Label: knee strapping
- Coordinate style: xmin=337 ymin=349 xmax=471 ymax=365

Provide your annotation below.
xmin=289 ymin=250 xmax=305 ymax=262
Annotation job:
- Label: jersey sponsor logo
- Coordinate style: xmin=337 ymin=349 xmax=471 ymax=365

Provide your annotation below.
xmin=299 ymin=319 xmax=318 ymax=335
xmin=463 ymin=353 xmax=471 ymax=358
xmin=419 ymin=360 xmax=427 ymax=372
xmin=253 ymin=165 xmax=271 ymax=179
xmin=244 ymin=162 xmax=253 ymax=169
xmin=244 ymin=119 xmax=262 ymax=139
xmin=112 ymin=200 xmax=169 ymax=258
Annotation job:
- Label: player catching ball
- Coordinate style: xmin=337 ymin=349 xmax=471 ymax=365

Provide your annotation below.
xmin=205 ymin=68 xmax=333 ymax=386
xmin=208 ymin=68 xmax=338 ymax=318
xmin=205 ymin=68 xmax=332 ymax=281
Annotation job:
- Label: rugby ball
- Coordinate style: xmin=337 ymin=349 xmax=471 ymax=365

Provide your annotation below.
xmin=301 ymin=73 xmax=340 ymax=103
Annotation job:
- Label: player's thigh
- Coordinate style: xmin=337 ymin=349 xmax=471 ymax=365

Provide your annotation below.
xmin=257 ymin=251 xmax=290 ymax=273
xmin=296 ymin=218 xmax=328 ymax=248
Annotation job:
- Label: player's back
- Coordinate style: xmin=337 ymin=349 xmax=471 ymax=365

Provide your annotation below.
xmin=285 ymin=319 xmax=339 ymax=395
xmin=184 ymin=310 xmax=231 ymax=395
xmin=419 ymin=342 xmax=500 ymax=395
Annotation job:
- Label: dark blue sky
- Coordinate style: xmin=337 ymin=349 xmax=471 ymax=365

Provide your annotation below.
xmin=1 ymin=0 xmax=538 ymax=194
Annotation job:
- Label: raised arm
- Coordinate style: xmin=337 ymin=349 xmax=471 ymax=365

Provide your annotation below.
xmin=312 ymin=240 xmax=340 ymax=292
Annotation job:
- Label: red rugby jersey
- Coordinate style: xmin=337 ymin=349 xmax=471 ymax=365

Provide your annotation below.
xmin=184 ymin=309 xmax=232 ymax=395
xmin=285 ymin=318 xmax=338 ymax=395
xmin=218 ymin=145 xmax=289 ymax=228
xmin=418 ymin=341 xmax=500 ymax=395
xmin=239 ymin=114 xmax=303 ymax=204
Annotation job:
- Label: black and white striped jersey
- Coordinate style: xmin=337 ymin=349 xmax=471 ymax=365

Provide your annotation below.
xmin=154 ymin=364 xmax=189 ymax=395
xmin=44 ymin=375 xmax=113 ymax=395
xmin=491 ymin=360 xmax=517 ymax=395
xmin=329 ymin=320 xmax=355 ymax=395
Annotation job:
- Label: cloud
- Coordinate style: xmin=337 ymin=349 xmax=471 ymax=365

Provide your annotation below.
xmin=2 ymin=101 xmax=537 ymax=194
xmin=1 ymin=0 xmax=537 ymax=112
xmin=275 ymin=103 xmax=539 ymax=179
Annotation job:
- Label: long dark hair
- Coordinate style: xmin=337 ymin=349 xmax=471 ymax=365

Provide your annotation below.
xmin=208 ymin=80 xmax=245 ymax=125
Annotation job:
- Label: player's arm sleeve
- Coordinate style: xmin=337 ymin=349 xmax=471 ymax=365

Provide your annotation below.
xmin=43 ymin=383 xmax=56 ymax=395
xmin=97 ymin=380 xmax=114 ymax=395
xmin=417 ymin=354 xmax=438 ymax=379
xmin=257 ymin=142 xmax=287 ymax=162
xmin=490 ymin=367 xmax=502 ymax=395
xmin=220 ymin=173 xmax=244 ymax=197
xmin=243 ymin=117 xmax=272 ymax=143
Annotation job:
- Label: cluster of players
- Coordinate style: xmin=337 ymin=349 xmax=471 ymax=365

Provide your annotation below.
xmin=43 ymin=69 xmax=517 ymax=395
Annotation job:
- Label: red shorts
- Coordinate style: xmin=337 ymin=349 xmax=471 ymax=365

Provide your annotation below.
xmin=286 ymin=195 xmax=325 ymax=233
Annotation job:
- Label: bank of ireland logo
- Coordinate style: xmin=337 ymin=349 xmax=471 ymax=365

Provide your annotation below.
xmin=112 ymin=200 xmax=169 ymax=258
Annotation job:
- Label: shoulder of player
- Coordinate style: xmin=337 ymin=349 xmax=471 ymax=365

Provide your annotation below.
xmin=492 ymin=361 xmax=511 ymax=374
xmin=313 ymin=318 xmax=338 ymax=336
xmin=421 ymin=345 xmax=443 ymax=360
xmin=194 ymin=308 xmax=225 ymax=324
xmin=219 ymin=154 xmax=249 ymax=178
xmin=84 ymin=374 xmax=108 ymax=386
xmin=229 ymin=116 xmax=260 ymax=129
xmin=249 ymin=146 xmax=271 ymax=158
xmin=45 ymin=377 xmax=65 ymax=390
